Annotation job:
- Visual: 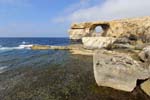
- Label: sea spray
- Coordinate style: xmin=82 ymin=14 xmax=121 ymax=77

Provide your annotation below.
xmin=0 ymin=44 xmax=33 ymax=51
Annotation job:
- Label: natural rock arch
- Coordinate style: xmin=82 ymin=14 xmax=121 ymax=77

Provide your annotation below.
xmin=89 ymin=24 xmax=110 ymax=36
xmin=69 ymin=16 xmax=150 ymax=42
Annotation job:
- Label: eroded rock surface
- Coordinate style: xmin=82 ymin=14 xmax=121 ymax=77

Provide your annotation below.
xmin=141 ymin=79 xmax=150 ymax=96
xmin=31 ymin=44 xmax=83 ymax=50
xmin=94 ymin=50 xmax=150 ymax=92
xmin=139 ymin=46 xmax=150 ymax=63
xmin=31 ymin=44 xmax=93 ymax=55
xmin=82 ymin=37 xmax=116 ymax=49
xmin=69 ymin=16 xmax=150 ymax=43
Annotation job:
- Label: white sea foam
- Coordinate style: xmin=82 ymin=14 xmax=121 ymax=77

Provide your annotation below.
xmin=0 ymin=44 xmax=33 ymax=51
xmin=21 ymin=41 xmax=29 ymax=45
xmin=0 ymin=66 xmax=8 ymax=74
xmin=18 ymin=44 xmax=33 ymax=49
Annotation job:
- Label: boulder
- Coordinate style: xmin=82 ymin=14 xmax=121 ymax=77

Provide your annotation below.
xmin=139 ymin=46 xmax=150 ymax=62
xmin=82 ymin=37 xmax=116 ymax=49
xmin=94 ymin=50 xmax=150 ymax=92
xmin=141 ymin=79 xmax=150 ymax=96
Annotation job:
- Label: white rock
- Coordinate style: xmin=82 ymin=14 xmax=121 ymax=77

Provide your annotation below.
xmin=82 ymin=37 xmax=116 ymax=49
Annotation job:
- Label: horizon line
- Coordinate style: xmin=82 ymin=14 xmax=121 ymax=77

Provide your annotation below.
xmin=0 ymin=37 xmax=69 ymax=38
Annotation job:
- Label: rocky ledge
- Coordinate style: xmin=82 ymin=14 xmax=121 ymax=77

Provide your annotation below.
xmin=31 ymin=44 xmax=93 ymax=56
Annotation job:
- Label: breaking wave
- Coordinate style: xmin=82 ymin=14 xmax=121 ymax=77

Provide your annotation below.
xmin=0 ymin=44 xmax=33 ymax=51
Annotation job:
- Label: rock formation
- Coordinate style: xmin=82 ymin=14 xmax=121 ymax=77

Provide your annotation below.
xmin=68 ymin=16 xmax=150 ymax=94
xmin=82 ymin=37 xmax=116 ymax=49
xmin=94 ymin=50 xmax=150 ymax=92
xmin=69 ymin=16 xmax=150 ymax=43
xmin=139 ymin=46 xmax=150 ymax=63
xmin=32 ymin=16 xmax=150 ymax=96
xmin=31 ymin=44 xmax=93 ymax=55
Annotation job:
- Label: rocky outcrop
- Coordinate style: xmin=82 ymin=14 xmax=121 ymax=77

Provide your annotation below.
xmin=139 ymin=46 xmax=150 ymax=63
xmin=82 ymin=37 xmax=116 ymax=49
xmin=31 ymin=44 xmax=93 ymax=55
xmin=93 ymin=50 xmax=150 ymax=92
xmin=141 ymin=79 xmax=150 ymax=96
xmin=69 ymin=16 xmax=150 ymax=43
xmin=31 ymin=45 xmax=70 ymax=50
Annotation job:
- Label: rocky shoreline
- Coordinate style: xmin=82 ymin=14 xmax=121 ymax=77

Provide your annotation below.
xmin=1 ymin=50 xmax=150 ymax=100
xmin=30 ymin=42 xmax=150 ymax=97
xmin=30 ymin=16 xmax=150 ymax=97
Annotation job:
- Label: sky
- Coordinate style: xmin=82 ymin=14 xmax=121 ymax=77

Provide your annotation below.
xmin=0 ymin=0 xmax=150 ymax=37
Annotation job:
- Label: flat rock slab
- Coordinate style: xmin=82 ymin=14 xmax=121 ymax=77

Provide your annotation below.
xmin=31 ymin=44 xmax=83 ymax=50
xmin=141 ymin=79 xmax=150 ymax=96
xmin=94 ymin=50 xmax=150 ymax=92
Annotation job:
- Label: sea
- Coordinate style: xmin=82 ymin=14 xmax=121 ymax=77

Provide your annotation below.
xmin=0 ymin=38 xmax=70 ymax=74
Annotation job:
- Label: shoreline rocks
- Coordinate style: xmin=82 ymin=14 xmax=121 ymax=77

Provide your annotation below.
xmin=93 ymin=50 xmax=150 ymax=92
xmin=31 ymin=43 xmax=150 ymax=96
xmin=31 ymin=44 xmax=93 ymax=56
xmin=32 ymin=16 xmax=150 ymax=96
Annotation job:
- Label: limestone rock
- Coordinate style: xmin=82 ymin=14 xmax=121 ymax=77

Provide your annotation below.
xmin=82 ymin=37 xmax=116 ymax=49
xmin=68 ymin=29 xmax=88 ymax=40
xmin=141 ymin=79 xmax=150 ymax=96
xmin=31 ymin=45 xmax=70 ymax=50
xmin=139 ymin=46 xmax=150 ymax=62
xmin=111 ymin=44 xmax=135 ymax=50
xmin=69 ymin=16 xmax=150 ymax=42
xmin=115 ymin=37 xmax=130 ymax=44
xmin=94 ymin=50 xmax=150 ymax=92
xmin=31 ymin=44 xmax=94 ymax=56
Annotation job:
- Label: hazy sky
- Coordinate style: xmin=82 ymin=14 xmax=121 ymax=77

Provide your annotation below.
xmin=0 ymin=0 xmax=150 ymax=37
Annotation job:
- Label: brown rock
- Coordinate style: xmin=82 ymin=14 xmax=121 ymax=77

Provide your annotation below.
xmin=141 ymin=79 xmax=150 ymax=96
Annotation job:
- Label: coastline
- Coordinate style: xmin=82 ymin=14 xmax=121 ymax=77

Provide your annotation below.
xmin=0 ymin=50 xmax=149 ymax=100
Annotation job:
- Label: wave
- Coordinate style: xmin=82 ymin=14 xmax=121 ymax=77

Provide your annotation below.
xmin=0 ymin=66 xmax=8 ymax=74
xmin=0 ymin=44 xmax=33 ymax=51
